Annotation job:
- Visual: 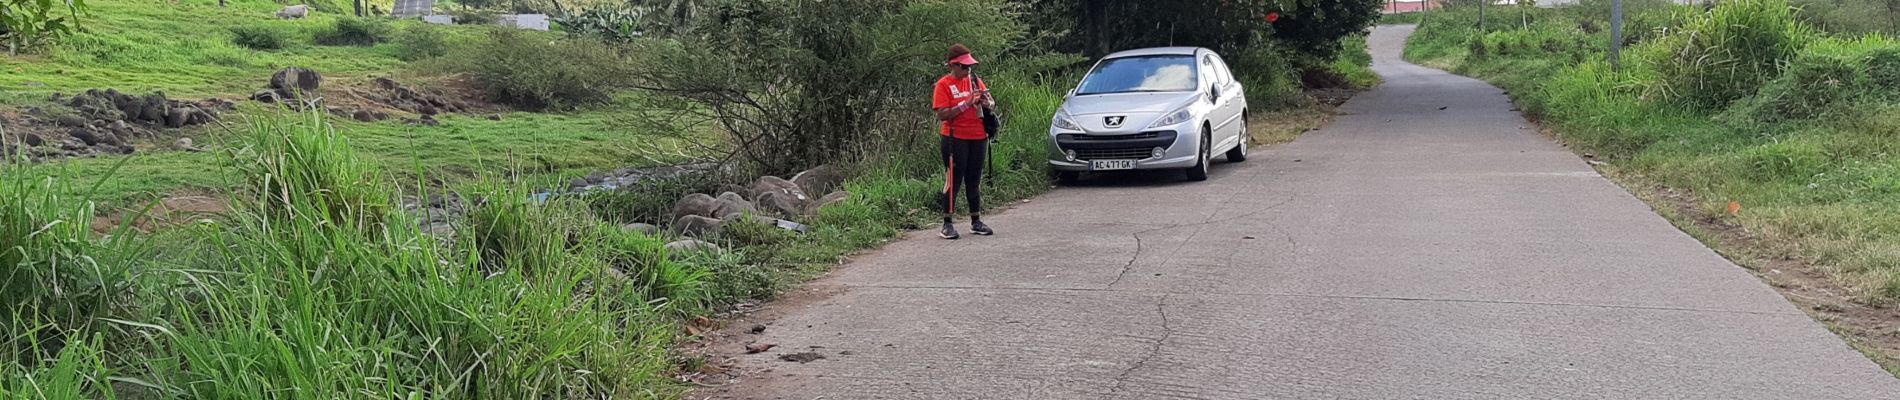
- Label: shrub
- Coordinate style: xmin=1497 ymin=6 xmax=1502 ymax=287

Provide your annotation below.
xmin=445 ymin=28 xmax=627 ymax=110
xmin=0 ymin=159 xmax=144 ymax=370
xmin=229 ymin=25 xmax=288 ymax=50
xmin=1725 ymin=36 xmax=1900 ymax=123
xmin=1644 ymin=0 xmax=1815 ymax=109
xmin=393 ymin=24 xmax=448 ymax=61
xmin=313 ymin=17 xmax=393 ymax=46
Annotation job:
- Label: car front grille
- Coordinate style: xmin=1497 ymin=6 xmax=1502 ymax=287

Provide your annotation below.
xmin=1064 ymin=132 xmax=1161 ymax=141
xmin=1075 ymin=147 xmax=1154 ymax=161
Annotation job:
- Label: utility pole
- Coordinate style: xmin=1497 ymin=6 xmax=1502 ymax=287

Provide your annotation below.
xmin=1610 ymin=0 xmax=1624 ymax=70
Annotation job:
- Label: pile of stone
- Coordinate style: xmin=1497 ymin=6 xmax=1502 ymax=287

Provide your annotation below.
xmin=363 ymin=77 xmax=471 ymax=117
xmin=665 ymin=165 xmax=849 ymax=241
xmin=7 ymin=89 xmax=233 ymax=158
xmin=58 ymin=89 xmax=228 ymax=129
xmin=251 ymin=67 xmax=324 ymax=107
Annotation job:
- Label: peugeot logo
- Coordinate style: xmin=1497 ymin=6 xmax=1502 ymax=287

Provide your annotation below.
xmin=1104 ymin=116 xmax=1125 ymax=128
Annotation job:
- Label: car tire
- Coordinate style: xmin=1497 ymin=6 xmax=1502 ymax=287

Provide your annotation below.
xmin=1054 ymin=171 xmax=1080 ymax=185
xmin=1185 ymin=129 xmax=1210 ymax=181
xmin=1226 ymin=116 xmax=1249 ymax=163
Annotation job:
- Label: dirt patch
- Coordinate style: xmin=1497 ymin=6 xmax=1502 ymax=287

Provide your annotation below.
xmin=90 ymin=194 xmax=232 ymax=234
xmin=322 ymin=74 xmax=497 ymax=123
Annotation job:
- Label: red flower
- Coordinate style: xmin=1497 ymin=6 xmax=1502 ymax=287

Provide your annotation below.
xmin=1266 ymin=11 xmax=1280 ymax=23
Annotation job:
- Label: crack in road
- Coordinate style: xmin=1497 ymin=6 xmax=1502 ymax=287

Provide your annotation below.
xmin=1110 ymin=294 xmax=1173 ymax=397
xmin=1109 ymin=193 xmax=1301 ymax=290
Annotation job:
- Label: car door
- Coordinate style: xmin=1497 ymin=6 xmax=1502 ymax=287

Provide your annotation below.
xmin=1209 ymin=53 xmax=1245 ymax=147
xmin=1201 ymin=53 xmax=1244 ymax=151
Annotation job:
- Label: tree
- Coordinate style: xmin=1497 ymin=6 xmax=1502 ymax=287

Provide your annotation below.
xmin=0 ymin=0 xmax=88 ymax=56
xmin=1019 ymin=0 xmax=1382 ymax=60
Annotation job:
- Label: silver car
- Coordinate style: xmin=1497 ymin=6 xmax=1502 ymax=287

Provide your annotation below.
xmin=1047 ymin=47 xmax=1249 ymax=183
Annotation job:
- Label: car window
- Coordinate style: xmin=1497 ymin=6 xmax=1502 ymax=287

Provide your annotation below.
xmin=1075 ymin=55 xmax=1199 ymax=95
xmin=1208 ymin=53 xmax=1235 ymax=87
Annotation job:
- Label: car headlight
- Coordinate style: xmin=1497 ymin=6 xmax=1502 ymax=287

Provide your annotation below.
xmin=1052 ymin=112 xmax=1082 ymax=131
xmin=1146 ymin=108 xmax=1192 ymax=129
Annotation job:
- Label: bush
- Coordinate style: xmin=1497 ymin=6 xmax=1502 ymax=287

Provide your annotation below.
xmin=1643 ymin=0 xmax=1815 ymax=109
xmin=229 ymin=26 xmax=289 ymax=50
xmin=313 ymin=17 xmax=393 ymax=46
xmin=444 ymin=28 xmax=627 ymax=110
xmin=393 ymin=24 xmax=448 ymax=61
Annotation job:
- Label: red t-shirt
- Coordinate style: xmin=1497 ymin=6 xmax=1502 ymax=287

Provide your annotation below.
xmin=933 ymin=74 xmax=989 ymax=140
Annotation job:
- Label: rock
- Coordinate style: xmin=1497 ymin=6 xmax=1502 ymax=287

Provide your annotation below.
xmin=106 ymin=120 xmax=131 ymax=137
xmin=164 ymin=108 xmax=190 ymax=128
xmin=269 ymin=67 xmax=323 ymax=98
xmin=352 ymin=110 xmax=376 ymax=122
xmin=744 ymin=343 xmax=777 ymax=353
xmin=69 ymin=129 xmax=101 ymax=146
xmin=276 ymin=4 xmax=310 ymax=19
xmin=54 ymin=114 xmax=87 ymax=127
xmin=418 ymin=114 xmax=439 ymax=126
xmin=423 ymin=222 xmax=455 ymax=236
xmin=252 ymin=90 xmax=282 ymax=103
xmin=22 ymin=133 xmax=45 ymax=147
xmin=808 ymin=191 xmax=850 ymax=215
xmin=756 ymin=191 xmax=805 ymax=218
xmin=664 ymin=238 xmax=721 ymax=254
xmin=620 ymin=223 xmax=660 ymax=235
xmin=671 ymin=193 xmax=720 ymax=220
xmin=672 ymin=215 xmax=723 ymax=237
xmin=487 ymin=113 xmax=502 ymax=121
xmin=713 ymin=192 xmax=757 ymax=218
xmin=174 ymin=138 xmax=198 ymax=151
xmin=748 ymin=175 xmax=805 ymax=201
xmin=790 ymin=165 xmax=844 ymax=197
xmin=417 ymin=105 xmax=438 ymax=116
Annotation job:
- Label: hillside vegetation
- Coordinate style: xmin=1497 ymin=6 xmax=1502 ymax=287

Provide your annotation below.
xmin=1404 ymin=0 xmax=1900 ymax=373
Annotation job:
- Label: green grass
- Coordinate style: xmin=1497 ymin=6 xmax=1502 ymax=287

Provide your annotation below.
xmin=1407 ymin=2 xmax=1900 ymax=303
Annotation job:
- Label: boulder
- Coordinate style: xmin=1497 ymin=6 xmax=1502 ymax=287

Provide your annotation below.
xmin=276 ymin=5 xmax=311 ymax=19
xmin=813 ymin=191 xmax=851 ymax=212
xmin=54 ymin=114 xmax=87 ymax=128
xmin=269 ymin=67 xmax=323 ymax=98
xmin=106 ymin=120 xmax=131 ymax=137
xmin=790 ymin=165 xmax=845 ymax=197
xmin=712 ymin=192 xmax=757 ymax=218
xmin=352 ymin=110 xmax=377 ymax=122
xmin=620 ymin=223 xmax=660 ymax=235
xmin=164 ymin=108 xmax=190 ymax=128
xmin=670 ymin=193 xmax=719 ymax=220
xmin=69 ymin=129 xmax=101 ymax=146
xmin=756 ymin=191 xmax=805 ymax=218
xmin=663 ymin=239 xmax=721 ymax=256
xmin=252 ymin=90 xmax=282 ymax=103
xmin=748 ymin=175 xmax=805 ymax=201
xmin=487 ymin=113 xmax=503 ymax=121
xmin=672 ymin=215 xmax=723 ymax=237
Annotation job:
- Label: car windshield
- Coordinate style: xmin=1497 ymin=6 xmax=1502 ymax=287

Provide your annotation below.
xmin=1075 ymin=55 xmax=1199 ymax=95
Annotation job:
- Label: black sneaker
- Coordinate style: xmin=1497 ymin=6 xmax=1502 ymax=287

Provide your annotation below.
xmin=970 ymin=219 xmax=994 ymax=236
xmin=940 ymin=223 xmax=960 ymax=240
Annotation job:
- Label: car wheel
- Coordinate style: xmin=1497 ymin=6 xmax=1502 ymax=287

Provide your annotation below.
xmin=1054 ymin=171 xmax=1080 ymax=185
xmin=1226 ymin=117 xmax=1249 ymax=163
xmin=1185 ymin=129 xmax=1210 ymax=181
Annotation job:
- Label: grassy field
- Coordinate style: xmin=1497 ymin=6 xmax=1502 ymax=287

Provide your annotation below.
xmin=1404 ymin=0 xmax=1900 ymax=373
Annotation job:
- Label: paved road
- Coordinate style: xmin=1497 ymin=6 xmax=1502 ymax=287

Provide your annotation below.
xmin=703 ymin=26 xmax=1900 ymax=399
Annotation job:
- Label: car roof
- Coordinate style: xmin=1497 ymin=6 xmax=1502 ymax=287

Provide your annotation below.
xmin=1103 ymin=47 xmax=1206 ymax=59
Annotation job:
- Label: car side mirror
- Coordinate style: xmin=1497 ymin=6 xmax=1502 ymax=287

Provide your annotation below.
xmin=1208 ymin=85 xmax=1220 ymax=102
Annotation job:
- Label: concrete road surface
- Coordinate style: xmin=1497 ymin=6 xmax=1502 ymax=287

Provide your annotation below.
xmin=698 ymin=26 xmax=1900 ymax=399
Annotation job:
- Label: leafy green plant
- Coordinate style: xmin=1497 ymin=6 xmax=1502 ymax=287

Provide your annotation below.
xmin=1 ymin=0 xmax=88 ymax=55
xmin=312 ymin=17 xmax=391 ymax=46
xmin=228 ymin=25 xmax=287 ymax=50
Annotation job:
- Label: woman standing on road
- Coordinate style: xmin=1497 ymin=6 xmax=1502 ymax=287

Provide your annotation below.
xmin=933 ymin=44 xmax=995 ymax=240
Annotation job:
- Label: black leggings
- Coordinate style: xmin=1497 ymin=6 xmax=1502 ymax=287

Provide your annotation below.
xmin=940 ymin=136 xmax=986 ymax=216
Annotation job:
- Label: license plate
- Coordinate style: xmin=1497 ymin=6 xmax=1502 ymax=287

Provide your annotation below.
xmin=1090 ymin=159 xmax=1136 ymax=171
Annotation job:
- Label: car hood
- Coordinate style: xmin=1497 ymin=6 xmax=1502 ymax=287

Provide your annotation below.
xmin=1060 ymin=92 xmax=1200 ymax=116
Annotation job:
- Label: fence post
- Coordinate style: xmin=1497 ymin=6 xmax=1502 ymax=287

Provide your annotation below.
xmin=1610 ymin=0 xmax=1624 ymax=70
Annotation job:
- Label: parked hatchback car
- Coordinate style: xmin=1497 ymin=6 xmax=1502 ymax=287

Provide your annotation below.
xmin=1046 ymin=47 xmax=1248 ymax=183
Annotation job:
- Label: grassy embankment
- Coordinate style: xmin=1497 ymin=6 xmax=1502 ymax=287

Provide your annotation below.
xmin=1404 ymin=0 xmax=1900 ymax=374
xmin=1 ymin=0 xmax=697 ymax=208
